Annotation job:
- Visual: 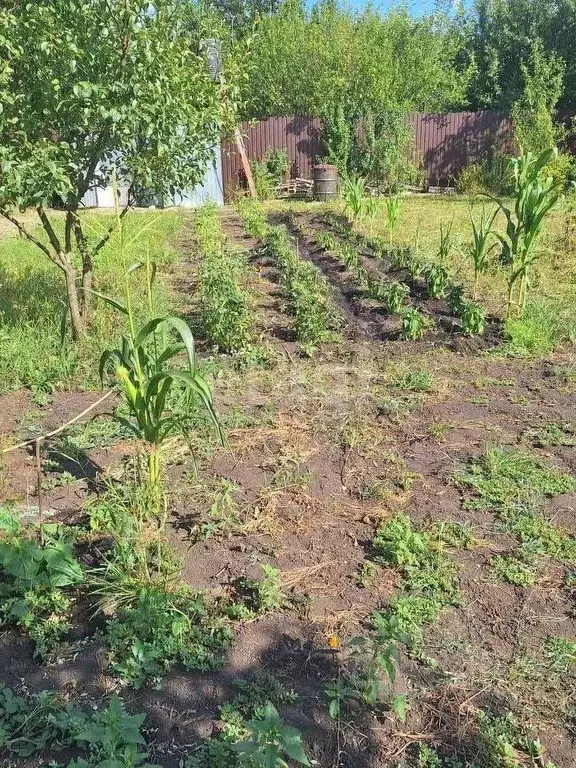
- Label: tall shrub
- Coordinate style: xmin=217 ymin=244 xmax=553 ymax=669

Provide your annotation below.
xmin=511 ymin=40 xmax=565 ymax=158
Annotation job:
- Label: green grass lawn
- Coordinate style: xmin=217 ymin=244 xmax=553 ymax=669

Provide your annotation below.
xmin=0 ymin=210 xmax=183 ymax=397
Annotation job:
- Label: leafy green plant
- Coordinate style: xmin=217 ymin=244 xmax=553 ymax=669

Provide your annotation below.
xmin=97 ymin=203 xmax=220 ymax=506
xmin=458 ymin=300 xmax=486 ymax=336
xmin=401 ymin=308 xmax=427 ymax=340
xmin=325 ymin=611 xmax=409 ymax=718
xmin=341 ymin=174 xmax=367 ymax=221
xmin=252 ymin=162 xmax=275 ymax=201
xmin=185 ymin=674 xmax=298 ymax=768
xmin=197 ymin=478 xmax=241 ymax=539
xmin=431 ymin=521 xmax=475 ymax=550
xmin=72 ymin=696 xmax=158 ymax=768
xmin=468 ymin=205 xmax=498 ymax=300
xmin=0 ymin=687 xmax=158 ymax=767
xmin=385 ymin=193 xmax=402 ymax=246
xmin=381 ymin=281 xmax=410 ymax=313
xmin=195 ymin=204 xmax=254 ymax=353
xmin=315 ymin=231 xmax=339 ymax=252
xmin=355 ymin=560 xmax=380 ymax=587
xmin=476 ymin=711 xmax=557 ymax=768
xmin=490 ymin=149 xmax=564 ymax=316
xmin=234 ymin=703 xmax=310 ymax=768
xmin=422 ymin=263 xmax=450 ymax=299
xmin=0 ymin=687 xmax=75 ymax=757
xmin=237 ymin=564 xmax=286 ymax=615
xmin=0 ymin=510 xmax=83 ymax=658
xmin=105 ymin=585 xmax=233 ymax=688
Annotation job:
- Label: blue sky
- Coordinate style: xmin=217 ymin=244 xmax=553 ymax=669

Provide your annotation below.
xmin=343 ymin=0 xmax=462 ymax=15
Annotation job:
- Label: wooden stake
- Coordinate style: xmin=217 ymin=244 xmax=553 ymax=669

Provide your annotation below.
xmin=35 ymin=438 xmax=44 ymax=544
xmin=234 ymin=126 xmax=257 ymax=199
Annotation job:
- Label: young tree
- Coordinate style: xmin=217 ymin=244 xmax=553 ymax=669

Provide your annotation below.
xmin=0 ymin=0 xmax=241 ymax=340
xmin=511 ymin=40 xmax=565 ymax=157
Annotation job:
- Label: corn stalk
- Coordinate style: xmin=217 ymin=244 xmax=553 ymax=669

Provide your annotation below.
xmin=489 ymin=149 xmax=563 ymax=316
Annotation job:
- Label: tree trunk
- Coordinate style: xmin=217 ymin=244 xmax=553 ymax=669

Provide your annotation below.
xmin=63 ymin=264 xmax=84 ymax=341
xmin=81 ymin=252 xmax=93 ymax=321
xmin=73 ymin=219 xmax=94 ymax=322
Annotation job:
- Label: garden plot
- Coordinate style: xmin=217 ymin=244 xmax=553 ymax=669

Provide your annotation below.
xmin=0 ymin=198 xmax=575 ymax=768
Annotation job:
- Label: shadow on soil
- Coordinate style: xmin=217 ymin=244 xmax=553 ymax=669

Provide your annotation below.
xmin=0 ymin=616 xmax=401 ymax=768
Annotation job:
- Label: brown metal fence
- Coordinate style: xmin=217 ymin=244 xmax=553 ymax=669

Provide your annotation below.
xmin=406 ymin=111 xmax=514 ymax=185
xmin=221 ymin=111 xmax=517 ymax=198
xmin=221 ymin=116 xmax=323 ymax=197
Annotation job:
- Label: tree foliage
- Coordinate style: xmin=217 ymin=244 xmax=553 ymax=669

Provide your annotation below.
xmin=243 ymin=0 xmax=470 ymax=120
xmin=511 ymin=40 xmax=565 ymax=156
xmin=464 ymin=0 xmax=576 ymax=111
xmin=0 ymin=0 xmax=243 ymax=339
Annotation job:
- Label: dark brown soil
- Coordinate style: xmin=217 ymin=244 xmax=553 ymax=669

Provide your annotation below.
xmin=286 ymin=211 xmax=503 ymax=353
xmin=1 ymin=211 xmax=575 ymax=768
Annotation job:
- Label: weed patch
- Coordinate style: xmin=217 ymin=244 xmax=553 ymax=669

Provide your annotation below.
xmin=501 ymin=297 xmax=576 ymax=358
xmin=456 ymin=447 xmax=576 ymax=582
xmin=372 ymin=513 xmax=460 ymax=644
xmin=456 ymin=447 xmax=574 ymax=512
xmin=105 ymin=584 xmax=233 ymax=688
xmin=184 ymin=673 xmax=303 ymax=768
xmin=0 ymin=509 xmax=83 ymax=658
xmin=0 ymin=689 xmax=156 ymax=765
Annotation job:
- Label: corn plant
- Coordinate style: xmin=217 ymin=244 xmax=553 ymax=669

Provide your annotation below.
xmin=364 ymin=195 xmax=379 ymax=235
xmin=95 ymin=206 xmax=220 ymax=509
xmin=385 ymin=194 xmax=402 ymax=247
xmin=437 ymin=220 xmax=453 ymax=266
xmin=490 ymin=149 xmax=564 ymax=316
xmin=401 ymin=308 xmax=427 ymax=340
xmin=341 ymin=174 xmax=367 ymax=221
xmin=468 ymin=205 xmax=498 ymax=300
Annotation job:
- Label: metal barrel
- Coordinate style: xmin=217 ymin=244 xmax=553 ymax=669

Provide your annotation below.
xmin=312 ymin=164 xmax=339 ymax=201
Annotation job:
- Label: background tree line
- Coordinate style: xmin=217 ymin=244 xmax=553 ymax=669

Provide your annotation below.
xmin=208 ymin=0 xmax=576 ymax=186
